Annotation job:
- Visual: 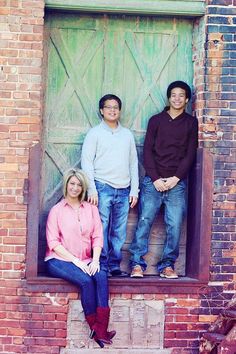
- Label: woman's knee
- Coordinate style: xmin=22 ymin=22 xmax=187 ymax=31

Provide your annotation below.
xmin=79 ymin=275 xmax=94 ymax=289
xmin=94 ymin=270 xmax=107 ymax=283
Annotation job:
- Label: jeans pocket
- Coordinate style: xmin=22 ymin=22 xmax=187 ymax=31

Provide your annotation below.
xmin=142 ymin=175 xmax=151 ymax=185
xmin=176 ymin=179 xmax=187 ymax=191
xmin=121 ymin=186 xmax=130 ymax=197
xmin=95 ymin=180 xmax=106 ymax=192
xmin=142 ymin=176 xmax=155 ymax=194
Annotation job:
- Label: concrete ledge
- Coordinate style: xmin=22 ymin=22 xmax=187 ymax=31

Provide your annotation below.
xmin=60 ymin=350 xmax=172 ymax=354
xmin=26 ymin=275 xmax=208 ymax=294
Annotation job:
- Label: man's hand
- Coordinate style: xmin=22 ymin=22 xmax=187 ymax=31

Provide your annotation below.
xmin=129 ymin=196 xmax=138 ymax=208
xmin=164 ymin=176 xmax=180 ymax=190
xmin=153 ymin=178 xmax=168 ymax=192
xmin=88 ymin=194 xmax=98 ymax=206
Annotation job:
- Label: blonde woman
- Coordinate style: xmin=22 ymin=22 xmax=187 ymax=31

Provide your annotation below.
xmin=45 ymin=169 xmax=115 ymax=348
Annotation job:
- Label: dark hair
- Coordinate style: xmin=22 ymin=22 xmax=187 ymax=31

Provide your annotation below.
xmin=167 ymin=81 xmax=192 ymax=100
xmin=99 ymin=94 xmax=122 ymax=110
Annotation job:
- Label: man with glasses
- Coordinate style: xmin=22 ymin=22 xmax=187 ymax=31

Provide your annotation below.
xmin=81 ymin=94 xmax=139 ymax=277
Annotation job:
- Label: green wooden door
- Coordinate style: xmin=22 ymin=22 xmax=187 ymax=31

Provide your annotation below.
xmin=40 ymin=13 xmax=193 ymax=275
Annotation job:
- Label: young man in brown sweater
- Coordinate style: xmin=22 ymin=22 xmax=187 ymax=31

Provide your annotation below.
xmin=129 ymin=81 xmax=198 ymax=279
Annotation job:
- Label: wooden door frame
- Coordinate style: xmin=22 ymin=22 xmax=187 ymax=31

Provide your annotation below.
xmin=25 ymin=4 xmax=213 ymax=294
xmin=45 ymin=0 xmax=205 ymax=17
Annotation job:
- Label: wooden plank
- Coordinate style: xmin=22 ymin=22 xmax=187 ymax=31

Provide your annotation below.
xmin=45 ymin=0 xmax=205 ymax=17
xmin=26 ymin=144 xmax=41 ymax=278
xmin=186 ymin=148 xmax=213 ymax=281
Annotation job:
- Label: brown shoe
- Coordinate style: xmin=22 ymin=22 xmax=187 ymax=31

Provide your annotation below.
xmin=160 ymin=267 xmax=178 ymax=279
xmin=130 ymin=265 xmax=143 ymax=278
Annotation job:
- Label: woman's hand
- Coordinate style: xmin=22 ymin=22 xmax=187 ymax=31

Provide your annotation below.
xmin=88 ymin=260 xmax=100 ymax=276
xmin=73 ymin=258 xmax=90 ymax=274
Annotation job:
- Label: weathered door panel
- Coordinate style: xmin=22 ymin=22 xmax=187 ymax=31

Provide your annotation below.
xmin=40 ymin=13 xmax=193 ymax=275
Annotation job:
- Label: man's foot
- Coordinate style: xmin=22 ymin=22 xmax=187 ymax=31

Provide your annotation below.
xmin=130 ymin=265 xmax=144 ymax=278
xmin=110 ymin=269 xmax=129 ymax=277
xmin=160 ymin=267 xmax=178 ymax=279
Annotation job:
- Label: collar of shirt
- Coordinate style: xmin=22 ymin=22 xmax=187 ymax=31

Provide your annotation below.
xmin=100 ymin=119 xmax=122 ymax=133
xmin=163 ymin=107 xmax=187 ymax=121
xmin=61 ymin=198 xmax=85 ymax=208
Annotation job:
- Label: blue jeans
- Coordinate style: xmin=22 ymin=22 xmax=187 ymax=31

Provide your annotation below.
xmin=46 ymin=258 xmax=108 ymax=315
xmin=95 ymin=180 xmax=130 ymax=272
xmin=129 ymin=176 xmax=187 ymax=272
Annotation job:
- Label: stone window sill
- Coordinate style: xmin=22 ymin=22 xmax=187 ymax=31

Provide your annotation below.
xmin=26 ymin=275 xmax=208 ymax=294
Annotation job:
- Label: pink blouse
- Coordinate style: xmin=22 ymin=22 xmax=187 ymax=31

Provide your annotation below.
xmin=45 ymin=199 xmax=103 ymax=263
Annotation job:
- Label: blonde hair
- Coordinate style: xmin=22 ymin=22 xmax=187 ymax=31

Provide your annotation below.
xmin=63 ymin=168 xmax=88 ymax=202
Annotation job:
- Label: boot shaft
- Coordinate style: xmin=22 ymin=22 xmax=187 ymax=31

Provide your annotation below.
xmin=93 ymin=306 xmax=111 ymax=341
xmin=85 ymin=313 xmax=96 ymax=330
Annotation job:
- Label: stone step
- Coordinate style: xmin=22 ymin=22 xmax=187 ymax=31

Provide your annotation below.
xmin=61 ymin=349 xmax=172 ymax=354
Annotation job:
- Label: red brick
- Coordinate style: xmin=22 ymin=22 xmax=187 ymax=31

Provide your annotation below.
xmin=21 ymin=321 xmax=44 ymax=329
xmin=29 ymin=329 xmax=55 ymax=337
xmin=1 ymin=337 xmax=12 ymax=344
xmin=0 ymin=312 xmax=6 ymax=319
xmin=0 ymin=319 xmax=20 ymax=328
xmin=31 ymin=313 xmax=56 ymax=321
xmin=0 ymin=328 xmax=7 ymax=335
xmin=44 ymin=321 xmax=66 ymax=330
xmin=55 ymin=329 xmax=67 ymax=338
xmin=175 ymin=315 xmax=199 ymax=322
xmin=43 ymin=305 xmax=68 ymax=314
xmin=2 ymin=345 xmax=27 ymax=353
xmin=0 ymin=1 xmax=7 ymax=7
xmin=55 ymin=313 xmax=67 ymax=321
xmin=10 ymin=0 xmax=19 ymax=7
xmin=0 ymin=8 xmax=10 ymax=15
xmin=0 ymin=262 xmax=13 ymax=270
xmin=7 ymin=327 xmax=26 ymax=336
xmin=165 ymin=339 xmax=188 ymax=347
xmin=176 ymin=331 xmax=200 ymax=339
xmin=165 ymin=331 xmax=176 ymax=339
xmin=166 ymin=308 xmax=189 ymax=315
xmin=3 ymin=237 xmax=25 ymax=245
xmin=13 ymin=337 xmax=24 ymax=345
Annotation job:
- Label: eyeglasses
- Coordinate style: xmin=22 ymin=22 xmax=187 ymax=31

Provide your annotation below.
xmin=103 ymin=105 xmax=120 ymax=111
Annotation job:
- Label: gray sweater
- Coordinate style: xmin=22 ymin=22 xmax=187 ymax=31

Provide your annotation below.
xmin=81 ymin=120 xmax=139 ymax=197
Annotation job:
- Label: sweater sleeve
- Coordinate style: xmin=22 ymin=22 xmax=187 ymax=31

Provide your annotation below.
xmin=81 ymin=129 xmax=98 ymax=196
xmin=175 ymin=117 xmax=198 ymax=180
xmin=129 ymin=133 xmax=139 ymax=197
xmin=143 ymin=116 xmax=160 ymax=182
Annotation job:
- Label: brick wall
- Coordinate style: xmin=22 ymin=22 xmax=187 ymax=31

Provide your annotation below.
xmin=0 ymin=0 xmax=45 ymax=353
xmin=0 ymin=0 xmax=235 ymax=353
xmin=198 ymin=0 xmax=236 ymax=323
xmin=192 ymin=0 xmax=236 ymax=348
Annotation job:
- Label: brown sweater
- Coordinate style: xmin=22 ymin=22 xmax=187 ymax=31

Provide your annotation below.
xmin=143 ymin=108 xmax=198 ymax=181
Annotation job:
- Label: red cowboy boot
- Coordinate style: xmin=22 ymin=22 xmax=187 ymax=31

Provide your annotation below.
xmin=85 ymin=313 xmax=104 ymax=348
xmin=92 ymin=307 xmax=116 ymax=345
